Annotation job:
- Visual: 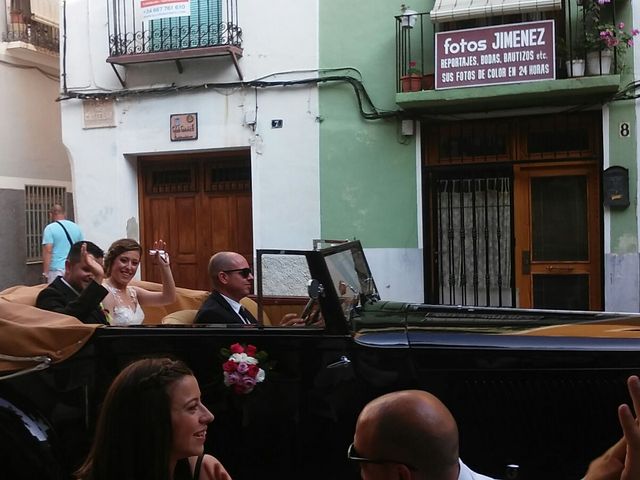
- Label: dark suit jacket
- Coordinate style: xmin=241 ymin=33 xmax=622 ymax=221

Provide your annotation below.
xmin=36 ymin=277 xmax=109 ymax=325
xmin=194 ymin=291 xmax=256 ymax=325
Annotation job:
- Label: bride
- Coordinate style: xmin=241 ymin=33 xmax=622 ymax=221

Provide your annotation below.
xmin=102 ymin=238 xmax=176 ymax=325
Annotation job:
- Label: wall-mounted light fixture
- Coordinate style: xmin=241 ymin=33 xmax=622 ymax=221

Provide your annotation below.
xmin=400 ymin=4 xmax=417 ymax=28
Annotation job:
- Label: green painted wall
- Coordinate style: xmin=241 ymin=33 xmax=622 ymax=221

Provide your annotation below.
xmin=607 ymin=1 xmax=637 ymax=254
xmin=318 ymin=1 xmax=420 ymax=248
xmin=608 ymin=99 xmax=638 ymax=253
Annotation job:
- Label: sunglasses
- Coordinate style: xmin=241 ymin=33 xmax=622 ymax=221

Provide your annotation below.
xmin=222 ymin=268 xmax=253 ymax=278
xmin=347 ymin=442 xmax=417 ymax=471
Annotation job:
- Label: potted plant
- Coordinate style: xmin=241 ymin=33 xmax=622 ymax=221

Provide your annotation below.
xmin=422 ymin=73 xmax=435 ymax=90
xmin=583 ymin=0 xmax=639 ymax=75
xmin=9 ymin=8 xmax=24 ymax=24
xmin=401 ymin=61 xmax=422 ymax=92
xmin=557 ymin=37 xmax=585 ymax=77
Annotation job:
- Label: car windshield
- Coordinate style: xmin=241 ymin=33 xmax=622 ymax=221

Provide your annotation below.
xmin=323 ymin=245 xmax=379 ymax=319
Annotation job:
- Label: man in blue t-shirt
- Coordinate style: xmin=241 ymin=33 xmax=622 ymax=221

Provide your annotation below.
xmin=42 ymin=204 xmax=83 ymax=283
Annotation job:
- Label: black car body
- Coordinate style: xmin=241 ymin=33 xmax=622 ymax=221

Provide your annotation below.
xmin=1 ymin=240 xmax=639 ymax=480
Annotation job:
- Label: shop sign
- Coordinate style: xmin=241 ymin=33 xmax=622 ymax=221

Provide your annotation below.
xmin=435 ymin=20 xmax=555 ymax=90
xmin=170 ymin=113 xmax=198 ymax=141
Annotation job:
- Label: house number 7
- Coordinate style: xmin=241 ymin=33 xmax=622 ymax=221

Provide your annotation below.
xmin=619 ymin=122 xmax=631 ymax=138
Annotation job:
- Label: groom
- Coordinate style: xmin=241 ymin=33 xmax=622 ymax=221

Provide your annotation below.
xmin=36 ymin=241 xmax=109 ymax=325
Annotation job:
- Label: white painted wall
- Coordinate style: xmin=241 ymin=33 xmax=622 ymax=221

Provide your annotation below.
xmin=61 ymin=0 xmax=321 ymax=253
xmin=0 ymin=13 xmax=71 ymax=286
xmin=0 ymin=48 xmax=68 ymax=182
xmin=364 ymin=248 xmax=424 ymax=303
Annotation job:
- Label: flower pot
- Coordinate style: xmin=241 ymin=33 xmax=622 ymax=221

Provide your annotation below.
xmin=10 ymin=10 xmax=24 ymax=24
xmin=586 ymin=50 xmax=612 ymax=75
xmin=565 ymin=59 xmax=585 ymax=77
xmin=422 ymin=73 xmax=435 ymax=90
xmin=401 ymin=74 xmax=422 ymax=92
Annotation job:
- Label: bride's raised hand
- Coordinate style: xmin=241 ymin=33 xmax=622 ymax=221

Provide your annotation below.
xmin=149 ymin=239 xmax=170 ymax=265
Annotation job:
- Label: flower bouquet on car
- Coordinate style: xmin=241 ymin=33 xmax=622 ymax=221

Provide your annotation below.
xmin=220 ymin=343 xmax=267 ymax=395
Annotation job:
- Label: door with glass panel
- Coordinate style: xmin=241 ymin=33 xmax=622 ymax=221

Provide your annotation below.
xmin=513 ymin=163 xmax=601 ymax=310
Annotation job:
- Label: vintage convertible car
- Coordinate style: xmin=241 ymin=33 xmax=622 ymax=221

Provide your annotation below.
xmin=1 ymin=241 xmax=640 ymax=480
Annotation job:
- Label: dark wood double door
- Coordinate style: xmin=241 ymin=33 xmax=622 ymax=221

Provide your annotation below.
xmin=424 ymin=113 xmax=603 ymax=310
xmin=139 ymin=151 xmax=252 ymax=290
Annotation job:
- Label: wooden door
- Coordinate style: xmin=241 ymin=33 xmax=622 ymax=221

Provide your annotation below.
xmin=139 ymin=153 xmax=252 ymax=290
xmin=513 ymin=162 xmax=601 ymax=310
xmin=424 ymin=112 xmax=603 ymax=309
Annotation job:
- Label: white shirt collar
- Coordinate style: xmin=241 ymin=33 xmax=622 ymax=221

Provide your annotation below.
xmin=458 ymin=459 xmax=497 ymax=480
xmin=60 ymin=277 xmax=80 ymax=296
xmin=220 ymin=293 xmax=247 ymax=322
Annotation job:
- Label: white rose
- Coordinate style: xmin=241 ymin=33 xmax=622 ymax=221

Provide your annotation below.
xmin=230 ymin=353 xmax=248 ymax=362
xmin=245 ymin=356 xmax=258 ymax=365
xmin=256 ymin=368 xmax=265 ymax=382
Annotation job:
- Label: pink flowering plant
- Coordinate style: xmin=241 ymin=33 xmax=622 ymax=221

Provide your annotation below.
xmin=596 ymin=22 xmax=639 ymax=50
xmin=221 ymin=343 xmax=266 ymax=395
xmin=407 ymin=60 xmax=421 ymax=75
xmin=583 ymin=0 xmax=639 ymax=54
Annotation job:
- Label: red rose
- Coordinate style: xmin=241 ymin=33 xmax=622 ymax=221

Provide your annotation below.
xmin=223 ymin=360 xmax=237 ymax=372
xmin=247 ymin=364 xmax=259 ymax=377
xmin=246 ymin=345 xmax=257 ymax=356
xmin=230 ymin=343 xmax=244 ymax=354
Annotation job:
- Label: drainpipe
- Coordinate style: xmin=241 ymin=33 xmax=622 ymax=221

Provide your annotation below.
xmin=61 ymin=0 xmax=67 ymax=94
xmin=1 ymin=0 xmax=7 ymax=31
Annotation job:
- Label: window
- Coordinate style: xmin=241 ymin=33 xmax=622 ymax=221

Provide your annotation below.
xmin=25 ymin=185 xmax=66 ymax=263
xmin=149 ymin=0 xmax=222 ymax=52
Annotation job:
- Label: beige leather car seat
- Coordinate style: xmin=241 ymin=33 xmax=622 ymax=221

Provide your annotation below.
xmin=161 ymin=297 xmax=271 ymax=325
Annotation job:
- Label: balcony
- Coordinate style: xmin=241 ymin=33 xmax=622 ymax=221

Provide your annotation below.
xmin=2 ymin=19 xmax=59 ymax=70
xmin=106 ymin=0 xmax=242 ymax=78
xmin=395 ymin=0 xmax=625 ymax=114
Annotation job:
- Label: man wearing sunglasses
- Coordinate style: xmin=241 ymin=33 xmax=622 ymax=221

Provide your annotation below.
xmin=350 ymin=390 xmax=494 ymax=480
xmin=194 ymin=251 xmax=257 ymax=325
xmin=194 ymin=251 xmax=305 ymax=326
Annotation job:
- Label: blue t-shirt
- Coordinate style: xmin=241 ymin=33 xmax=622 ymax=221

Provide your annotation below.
xmin=42 ymin=220 xmax=84 ymax=271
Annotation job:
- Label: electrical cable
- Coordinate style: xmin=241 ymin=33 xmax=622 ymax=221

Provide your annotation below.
xmin=57 ymin=74 xmax=404 ymax=120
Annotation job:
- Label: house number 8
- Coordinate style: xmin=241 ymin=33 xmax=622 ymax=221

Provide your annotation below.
xmin=619 ymin=122 xmax=631 ymax=138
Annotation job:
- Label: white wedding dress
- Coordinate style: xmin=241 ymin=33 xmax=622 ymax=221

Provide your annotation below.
xmin=104 ymin=284 xmax=145 ymax=325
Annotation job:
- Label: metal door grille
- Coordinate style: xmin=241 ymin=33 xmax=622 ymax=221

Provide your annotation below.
xmin=25 ymin=185 xmax=66 ymax=263
xmin=434 ymin=176 xmax=514 ymax=307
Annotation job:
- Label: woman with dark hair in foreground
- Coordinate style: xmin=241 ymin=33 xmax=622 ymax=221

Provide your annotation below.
xmin=76 ymin=358 xmax=231 ymax=480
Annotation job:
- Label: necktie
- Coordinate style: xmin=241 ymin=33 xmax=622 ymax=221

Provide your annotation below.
xmin=239 ymin=306 xmax=252 ymax=324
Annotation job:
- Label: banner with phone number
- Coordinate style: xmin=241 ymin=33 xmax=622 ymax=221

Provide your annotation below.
xmin=140 ymin=0 xmax=191 ymax=21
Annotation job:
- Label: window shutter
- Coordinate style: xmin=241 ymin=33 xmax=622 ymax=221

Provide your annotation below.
xmin=149 ymin=0 xmax=221 ymax=51
xmin=430 ymin=0 xmax=562 ymax=23
xmin=30 ymin=0 xmax=59 ymax=27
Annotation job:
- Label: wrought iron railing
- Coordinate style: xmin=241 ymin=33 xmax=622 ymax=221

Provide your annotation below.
xmin=395 ymin=0 xmax=621 ymax=93
xmin=432 ymin=175 xmax=514 ymax=307
xmin=2 ymin=21 xmax=59 ymax=53
xmin=107 ymin=0 xmax=241 ymax=58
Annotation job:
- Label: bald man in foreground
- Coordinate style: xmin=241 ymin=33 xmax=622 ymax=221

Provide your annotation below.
xmin=352 ymin=390 xmax=494 ymax=480
xmin=352 ymin=379 xmax=640 ymax=480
